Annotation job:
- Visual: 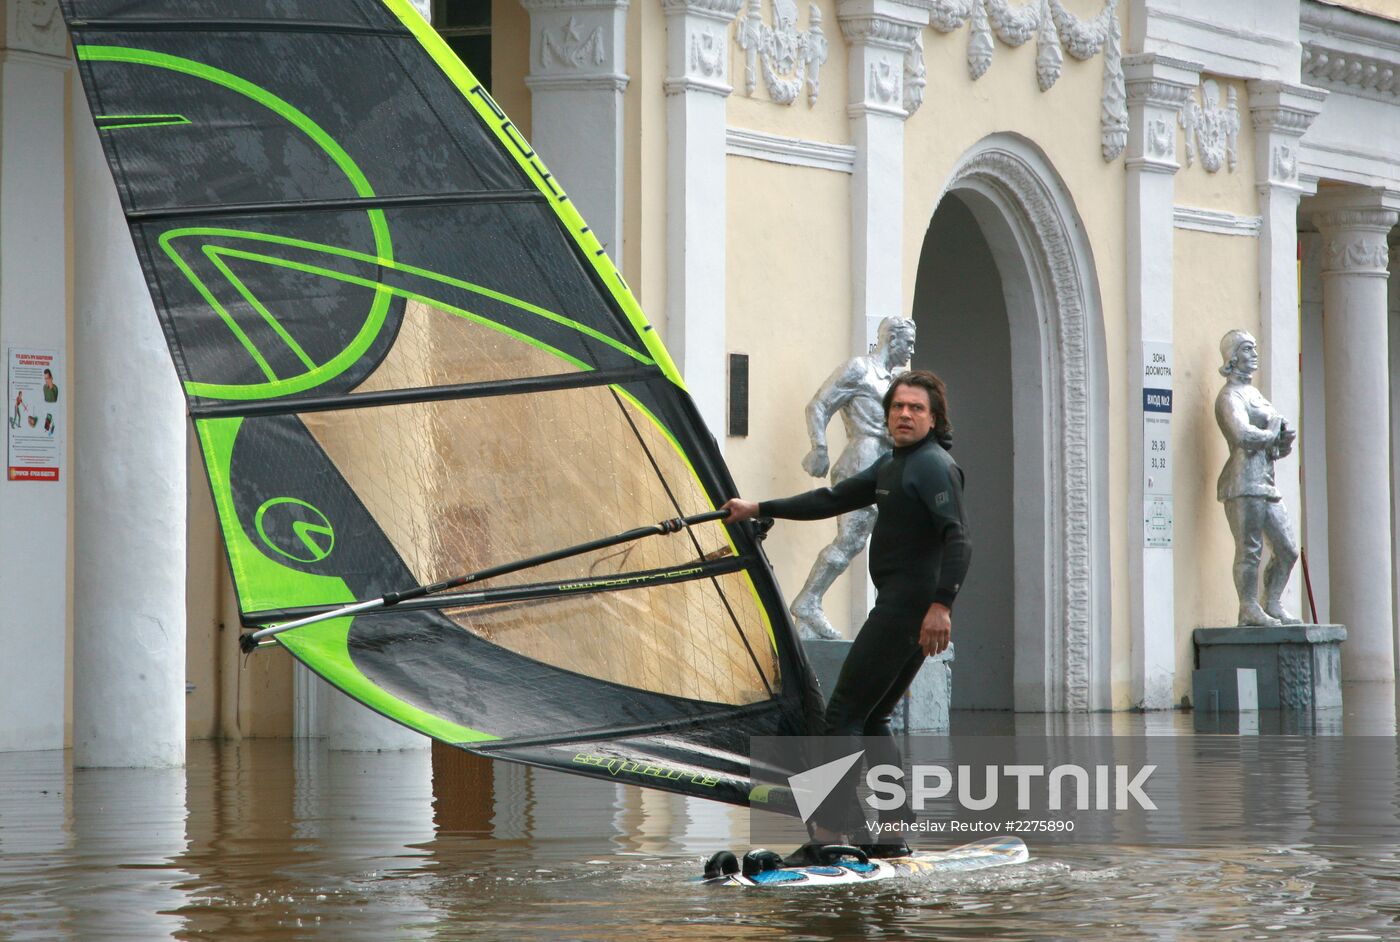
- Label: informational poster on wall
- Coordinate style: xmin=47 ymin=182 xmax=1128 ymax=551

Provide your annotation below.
xmin=7 ymin=347 xmax=64 ymax=482
xmin=1143 ymin=341 xmax=1172 ymax=548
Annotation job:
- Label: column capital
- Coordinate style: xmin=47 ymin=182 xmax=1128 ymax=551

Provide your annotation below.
xmin=524 ymin=0 xmax=630 ymax=92
xmin=1121 ymin=54 xmax=1201 ymax=109
xmin=4 ymin=0 xmax=68 ymax=59
xmin=660 ymin=0 xmax=741 ymax=20
xmin=836 ymin=0 xmax=923 ymax=51
xmin=1247 ymin=80 xmax=1327 ymax=136
xmin=1248 ymin=82 xmax=1326 ymax=196
xmin=1122 ymin=54 xmax=1201 ymax=175
xmin=662 ymin=0 xmax=743 ymax=97
xmin=837 ymin=0 xmax=924 ymax=119
xmin=1305 ymin=189 xmax=1400 ymax=277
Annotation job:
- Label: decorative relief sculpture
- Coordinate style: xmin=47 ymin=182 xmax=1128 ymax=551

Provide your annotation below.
xmin=1272 ymin=143 xmax=1297 ymax=184
xmin=541 ymin=17 xmax=606 ymax=69
xmin=735 ymin=0 xmax=828 ymax=106
xmin=904 ymin=34 xmax=928 ymax=115
xmin=870 ymin=60 xmax=901 ymax=106
xmin=1303 ymin=44 xmax=1400 ymax=99
xmin=1147 ymin=117 xmax=1174 ymax=159
xmin=1323 ymin=228 xmax=1392 ymax=273
xmin=1180 ymin=78 xmax=1240 ymax=173
xmin=12 ymin=0 xmax=65 ymax=56
xmin=789 ymin=317 xmax=916 ymax=640
xmin=1214 ymin=330 xmax=1300 ymax=628
xmin=917 ymin=0 xmax=1126 ymax=161
xmin=691 ymin=30 xmax=727 ymax=78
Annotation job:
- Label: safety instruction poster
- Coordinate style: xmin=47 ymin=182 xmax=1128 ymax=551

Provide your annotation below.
xmin=7 ymin=347 xmax=64 ymax=482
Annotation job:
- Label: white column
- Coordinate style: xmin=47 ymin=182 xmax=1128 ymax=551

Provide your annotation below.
xmin=1391 ymin=241 xmax=1400 ymax=656
xmin=1307 ymin=190 xmax=1400 ymax=682
xmin=1247 ymin=81 xmax=1325 ymax=623
xmin=1122 ymin=54 xmax=1199 ymax=710
xmin=0 ymin=34 xmax=70 ymax=751
xmin=523 ymin=0 xmax=629 ymax=259
xmin=72 ymin=93 xmax=187 ymax=768
xmin=837 ymin=0 xmax=920 ymax=353
xmin=662 ymin=0 xmax=743 ymax=440
xmin=1299 ymin=230 xmax=1330 ymax=621
xmin=836 ymin=0 xmax=920 ymax=630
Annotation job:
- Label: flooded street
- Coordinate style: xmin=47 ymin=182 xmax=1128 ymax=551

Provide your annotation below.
xmin=4 ymin=688 xmax=1400 ymax=941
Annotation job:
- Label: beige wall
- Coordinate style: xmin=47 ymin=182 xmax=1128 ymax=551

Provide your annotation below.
xmin=724 ymin=156 xmax=855 ymax=629
xmin=1172 ymin=230 xmax=1262 ymax=691
xmin=1169 ymin=76 xmax=1266 ymax=702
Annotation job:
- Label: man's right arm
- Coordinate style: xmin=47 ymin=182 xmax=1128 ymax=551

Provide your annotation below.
xmin=723 ymin=459 xmax=881 ymax=523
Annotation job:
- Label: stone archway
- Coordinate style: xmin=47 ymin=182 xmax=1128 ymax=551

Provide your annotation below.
xmin=918 ymin=134 xmax=1110 ymax=712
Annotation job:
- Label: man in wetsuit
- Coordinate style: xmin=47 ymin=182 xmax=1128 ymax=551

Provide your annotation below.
xmin=722 ymin=369 xmax=971 ymax=860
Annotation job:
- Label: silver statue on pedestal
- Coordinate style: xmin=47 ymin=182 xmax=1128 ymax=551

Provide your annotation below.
xmin=789 ymin=316 xmax=916 ymax=639
xmin=1215 ymin=329 xmax=1300 ymax=627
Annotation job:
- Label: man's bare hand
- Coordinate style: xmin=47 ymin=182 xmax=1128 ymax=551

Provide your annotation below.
xmin=721 ymin=498 xmax=760 ymax=524
xmin=919 ymin=603 xmax=951 ymax=656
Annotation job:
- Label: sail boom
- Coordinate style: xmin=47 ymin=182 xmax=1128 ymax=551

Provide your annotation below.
xmin=243 ymin=555 xmax=748 ymax=626
xmin=191 ymin=365 xmax=660 ymax=419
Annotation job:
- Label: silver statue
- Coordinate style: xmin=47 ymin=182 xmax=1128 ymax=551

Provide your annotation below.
xmin=790 ymin=316 xmax=916 ymax=639
xmin=1214 ymin=329 xmax=1300 ymax=627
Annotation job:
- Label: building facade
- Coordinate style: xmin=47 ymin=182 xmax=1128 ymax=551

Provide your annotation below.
xmin=3 ymin=0 xmax=1400 ymax=761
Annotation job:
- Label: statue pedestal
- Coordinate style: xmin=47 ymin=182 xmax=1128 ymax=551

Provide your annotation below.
xmin=1192 ymin=624 xmax=1347 ymax=710
xmin=801 ymin=639 xmax=952 ymax=732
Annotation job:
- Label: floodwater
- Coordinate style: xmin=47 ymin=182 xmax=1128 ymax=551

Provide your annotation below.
xmin=3 ymin=686 xmax=1400 ymax=942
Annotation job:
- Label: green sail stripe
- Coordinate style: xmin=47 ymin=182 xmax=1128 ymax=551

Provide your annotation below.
xmin=158 ymin=226 xmax=654 ymax=367
xmin=96 ymin=113 xmax=191 ymax=130
xmin=204 ymin=246 xmax=320 ymax=372
xmin=204 ymin=244 xmax=594 ymax=371
xmin=162 ymin=234 xmax=282 ymax=382
xmin=280 ymin=621 xmax=500 ymax=744
xmin=197 ymin=415 xmax=495 ymax=742
xmin=378 ymin=0 xmax=686 ymax=390
xmin=77 ymin=45 xmax=395 ymax=401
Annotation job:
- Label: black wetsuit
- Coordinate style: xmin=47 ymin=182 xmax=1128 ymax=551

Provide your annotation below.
xmin=761 ymin=430 xmax=971 ymax=836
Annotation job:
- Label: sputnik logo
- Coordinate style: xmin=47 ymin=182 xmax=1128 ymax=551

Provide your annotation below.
xmin=788 ymin=750 xmax=864 ymax=822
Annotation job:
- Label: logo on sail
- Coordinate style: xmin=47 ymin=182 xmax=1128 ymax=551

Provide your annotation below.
xmin=255 ymin=497 xmax=335 ymax=563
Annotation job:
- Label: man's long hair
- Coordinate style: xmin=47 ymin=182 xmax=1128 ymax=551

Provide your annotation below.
xmin=882 ymin=369 xmax=954 ymax=449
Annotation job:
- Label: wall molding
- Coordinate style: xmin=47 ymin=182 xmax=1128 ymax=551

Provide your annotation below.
xmin=1172 ymin=205 xmax=1261 ymax=236
xmin=724 ymin=126 xmax=856 ymax=172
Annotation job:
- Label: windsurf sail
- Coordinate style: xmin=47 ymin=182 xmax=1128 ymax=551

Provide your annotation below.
xmin=60 ymin=0 xmax=822 ymax=807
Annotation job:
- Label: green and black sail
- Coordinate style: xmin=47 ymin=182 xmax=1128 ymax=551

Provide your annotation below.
xmin=60 ymin=0 xmax=820 ymax=807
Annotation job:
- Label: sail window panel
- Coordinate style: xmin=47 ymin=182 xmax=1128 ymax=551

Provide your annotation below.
xmin=442 ymin=569 xmax=779 ymax=706
xmin=298 ymin=385 xmax=729 ymax=593
xmin=62 ymin=1 xmax=402 ymax=26
xmin=131 ymin=202 xmax=646 ymax=402
xmin=73 ymin=30 xmax=524 ymax=215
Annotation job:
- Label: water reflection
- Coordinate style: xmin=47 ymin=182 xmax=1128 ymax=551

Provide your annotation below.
xmin=0 ymin=689 xmax=1398 ymax=941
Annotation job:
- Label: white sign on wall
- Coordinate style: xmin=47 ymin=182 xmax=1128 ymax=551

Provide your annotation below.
xmin=1143 ymin=342 xmax=1172 ymax=548
xmin=7 ymin=347 xmax=64 ymax=482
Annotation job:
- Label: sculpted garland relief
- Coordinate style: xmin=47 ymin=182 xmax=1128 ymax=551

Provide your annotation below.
xmin=727 ymin=0 xmax=1125 ymax=160
xmin=918 ymin=0 xmax=1128 ymax=160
